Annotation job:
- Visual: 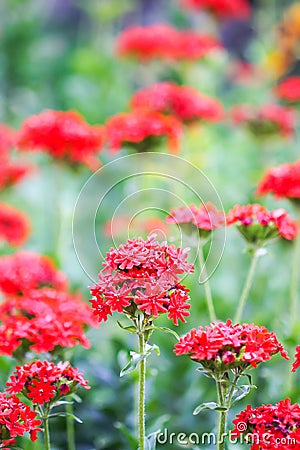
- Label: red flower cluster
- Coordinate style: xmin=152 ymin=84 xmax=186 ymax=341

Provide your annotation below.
xmin=174 ymin=320 xmax=288 ymax=368
xmin=90 ymin=235 xmax=194 ymax=325
xmin=131 ymin=82 xmax=223 ymax=124
xmin=227 ymin=204 xmax=298 ymax=242
xmin=17 ymin=110 xmax=104 ymax=170
xmin=166 ymin=202 xmax=225 ymax=234
xmin=105 ymin=110 xmax=182 ymax=153
xmin=0 ymin=252 xmax=67 ymax=296
xmin=292 ymin=345 xmax=300 ymax=372
xmin=116 ymin=24 xmax=221 ymax=62
xmin=182 ymin=0 xmax=251 ymax=19
xmin=0 ymin=124 xmax=32 ymax=190
xmin=6 ymin=360 xmax=90 ymax=406
xmin=232 ymin=398 xmax=300 ymax=449
xmin=0 ymin=392 xmax=41 ymax=447
xmin=0 ymin=202 xmax=30 ymax=246
xmin=232 ymin=104 xmax=295 ymax=138
xmin=0 ymin=288 xmax=97 ymax=355
xmin=276 ymin=76 xmax=300 ymax=104
xmin=257 ymin=160 xmax=300 ymax=199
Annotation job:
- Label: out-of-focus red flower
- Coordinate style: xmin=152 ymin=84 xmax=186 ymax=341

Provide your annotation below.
xmin=131 ymin=82 xmax=223 ymax=124
xmin=116 ymin=24 xmax=221 ymax=62
xmin=0 ymin=124 xmax=33 ymax=190
xmin=227 ymin=204 xmax=298 ymax=242
xmin=17 ymin=110 xmax=105 ymax=170
xmin=0 ymin=202 xmax=30 ymax=246
xmin=175 ymin=319 xmax=288 ymax=369
xmin=232 ymin=399 xmax=300 ymax=449
xmin=276 ymin=76 xmax=300 ymax=104
xmin=105 ymin=110 xmax=182 ymax=153
xmin=104 ymin=216 xmax=168 ymax=241
xmin=182 ymin=0 xmax=251 ymax=19
xmin=257 ymin=161 xmax=300 ymax=199
xmin=0 ymin=252 xmax=68 ymax=296
xmin=292 ymin=345 xmax=300 ymax=372
xmin=232 ymin=104 xmax=295 ymax=138
xmin=166 ymin=202 xmax=225 ymax=237
xmin=90 ymin=235 xmax=194 ymax=325
xmin=0 ymin=392 xmax=41 ymax=446
xmin=0 ymin=288 xmax=97 ymax=356
xmin=6 ymin=360 xmax=90 ymax=406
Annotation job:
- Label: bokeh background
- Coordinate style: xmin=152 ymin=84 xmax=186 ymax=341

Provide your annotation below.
xmin=1 ymin=0 xmax=300 ymax=449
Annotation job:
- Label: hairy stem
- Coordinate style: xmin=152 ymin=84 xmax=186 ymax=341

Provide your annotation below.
xmin=216 ymin=380 xmax=227 ymax=450
xmin=234 ymin=251 xmax=259 ymax=323
xmin=198 ymin=244 xmax=217 ymax=322
xmin=138 ymin=332 xmax=146 ymax=450
xmin=66 ymin=402 xmax=76 ymax=450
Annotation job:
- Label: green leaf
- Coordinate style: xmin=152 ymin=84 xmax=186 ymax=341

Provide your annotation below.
xmin=232 ymin=384 xmax=257 ymax=405
xmin=193 ymin=402 xmax=228 ymax=415
xmin=117 ymin=320 xmax=137 ymax=334
xmin=146 ymin=343 xmax=160 ymax=356
xmin=120 ymin=351 xmax=147 ymax=377
xmin=115 ymin=422 xmax=139 ymax=449
xmin=145 ymin=326 xmax=180 ymax=341
xmin=49 ymin=412 xmax=83 ymax=423
xmin=196 ymin=366 xmax=213 ymax=379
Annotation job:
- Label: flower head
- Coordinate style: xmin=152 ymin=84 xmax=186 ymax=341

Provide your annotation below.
xmin=6 ymin=360 xmax=90 ymax=406
xmin=182 ymin=0 xmax=251 ymax=19
xmin=90 ymin=235 xmax=194 ymax=325
xmin=105 ymin=110 xmax=182 ymax=153
xmin=0 ymin=252 xmax=67 ymax=296
xmin=232 ymin=104 xmax=295 ymax=138
xmin=292 ymin=345 xmax=300 ymax=372
xmin=232 ymin=399 xmax=300 ymax=449
xmin=0 ymin=392 xmax=41 ymax=446
xmin=0 ymin=202 xmax=30 ymax=246
xmin=116 ymin=24 xmax=221 ymax=62
xmin=131 ymin=82 xmax=223 ymax=124
xmin=276 ymin=76 xmax=300 ymax=104
xmin=227 ymin=204 xmax=298 ymax=244
xmin=166 ymin=202 xmax=225 ymax=238
xmin=257 ymin=161 xmax=300 ymax=199
xmin=17 ymin=110 xmax=104 ymax=170
xmin=0 ymin=123 xmax=33 ymax=190
xmin=175 ymin=320 xmax=288 ymax=371
xmin=0 ymin=288 xmax=97 ymax=356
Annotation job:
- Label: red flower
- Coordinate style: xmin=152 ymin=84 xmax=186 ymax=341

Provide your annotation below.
xmin=232 ymin=104 xmax=295 ymax=138
xmin=17 ymin=110 xmax=105 ymax=170
xmin=292 ymin=345 xmax=300 ymax=372
xmin=0 ymin=124 xmax=33 ymax=190
xmin=275 ymin=76 xmax=300 ymax=104
xmin=257 ymin=160 xmax=300 ymax=199
xmin=116 ymin=24 xmax=221 ymax=62
xmin=0 ymin=287 xmax=97 ymax=356
xmin=0 ymin=202 xmax=30 ymax=246
xmin=0 ymin=252 xmax=67 ymax=296
xmin=105 ymin=110 xmax=182 ymax=153
xmin=0 ymin=392 xmax=41 ymax=446
xmin=182 ymin=0 xmax=251 ymax=19
xmin=90 ymin=235 xmax=194 ymax=325
xmin=131 ymin=82 xmax=223 ymax=124
xmin=175 ymin=320 xmax=288 ymax=369
xmin=227 ymin=204 xmax=298 ymax=243
xmin=232 ymin=399 xmax=300 ymax=449
xmin=166 ymin=202 xmax=225 ymax=235
xmin=6 ymin=360 xmax=90 ymax=406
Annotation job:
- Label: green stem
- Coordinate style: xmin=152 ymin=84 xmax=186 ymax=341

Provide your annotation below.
xmin=216 ymin=380 xmax=227 ymax=450
xmin=234 ymin=251 xmax=260 ymax=323
xmin=43 ymin=416 xmax=51 ymax=450
xmin=66 ymin=402 xmax=76 ymax=450
xmin=290 ymin=232 xmax=300 ymax=325
xmin=198 ymin=244 xmax=217 ymax=322
xmin=138 ymin=332 xmax=146 ymax=450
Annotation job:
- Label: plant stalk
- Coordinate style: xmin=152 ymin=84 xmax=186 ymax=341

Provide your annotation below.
xmin=198 ymin=244 xmax=217 ymax=322
xmin=216 ymin=380 xmax=227 ymax=450
xmin=234 ymin=251 xmax=259 ymax=323
xmin=138 ymin=332 xmax=146 ymax=450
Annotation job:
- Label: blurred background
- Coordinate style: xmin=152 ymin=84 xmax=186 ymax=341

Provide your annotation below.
xmin=1 ymin=0 xmax=300 ymax=449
